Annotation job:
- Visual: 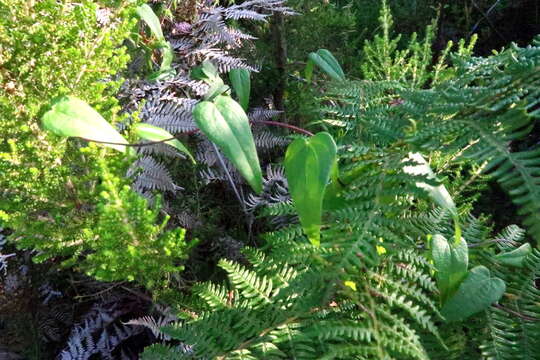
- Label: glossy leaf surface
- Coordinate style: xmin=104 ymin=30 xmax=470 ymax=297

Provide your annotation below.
xmin=284 ymin=132 xmax=337 ymax=246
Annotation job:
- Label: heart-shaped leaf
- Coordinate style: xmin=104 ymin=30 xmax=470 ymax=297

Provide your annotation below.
xmin=193 ymin=96 xmax=262 ymax=193
xmin=495 ymin=242 xmax=532 ymax=267
xmin=441 ymin=265 xmax=506 ymax=322
xmin=229 ymin=68 xmax=251 ymax=110
xmin=284 ymin=132 xmax=337 ymax=246
xmin=307 ymin=49 xmax=345 ymax=81
xmin=41 ymin=96 xmax=129 ymax=153
xmin=133 ymin=123 xmax=195 ymax=163
xmin=432 ymin=234 xmax=468 ymax=303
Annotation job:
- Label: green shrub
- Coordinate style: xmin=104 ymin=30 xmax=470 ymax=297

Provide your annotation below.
xmin=0 ymin=0 xmax=191 ymax=287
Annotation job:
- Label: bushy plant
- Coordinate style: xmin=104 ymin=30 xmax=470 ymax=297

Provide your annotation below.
xmin=0 ymin=0 xmax=193 ymax=287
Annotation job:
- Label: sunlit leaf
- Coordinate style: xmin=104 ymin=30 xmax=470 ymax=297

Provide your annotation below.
xmin=284 ymin=132 xmax=337 ymax=246
xmin=41 ymin=96 xmax=129 ymax=152
xmin=133 ymin=123 xmax=195 ymax=163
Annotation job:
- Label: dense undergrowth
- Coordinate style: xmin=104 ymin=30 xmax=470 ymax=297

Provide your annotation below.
xmin=0 ymin=0 xmax=539 ymax=359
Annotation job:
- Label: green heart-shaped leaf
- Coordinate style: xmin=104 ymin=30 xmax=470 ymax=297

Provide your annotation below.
xmin=495 ymin=242 xmax=532 ymax=267
xmin=441 ymin=265 xmax=506 ymax=322
xmin=133 ymin=123 xmax=195 ymax=163
xmin=284 ymin=132 xmax=337 ymax=246
xmin=432 ymin=234 xmax=468 ymax=303
xmin=229 ymin=68 xmax=251 ymax=110
xmin=193 ymin=96 xmax=262 ymax=193
xmin=41 ymin=96 xmax=129 ymax=153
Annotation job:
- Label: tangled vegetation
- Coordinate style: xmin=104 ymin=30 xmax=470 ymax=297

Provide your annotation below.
xmin=0 ymin=0 xmax=539 ymax=359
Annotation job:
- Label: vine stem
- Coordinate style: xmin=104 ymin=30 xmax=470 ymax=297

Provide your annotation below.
xmin=492 ymin=303 xmax=540 ymax=322
xmin=76 ymin=119 xmax=314 ymax=148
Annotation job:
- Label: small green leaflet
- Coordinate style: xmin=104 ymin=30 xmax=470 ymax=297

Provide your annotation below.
xmin=229 ymin=68 xmax=251 ymax=110
xmin=495 ymin=242 xmax=532 ymax=267
xmin=193 ymin=95 xmax=263 ymax=193
xmin=284 ymin=132 xmax=337 ymax=246
xmin=431 ymin=234 xmax=468 ymax=303
xmin=307 ymin=49 xmax=345 ymax=82
xmin=441 ymin=265 xmax=506 ymax=322
xmin=41 ymin=96 xmax=129 ymax=153
xmin=133 ymin=123 xmax=195 ymax=163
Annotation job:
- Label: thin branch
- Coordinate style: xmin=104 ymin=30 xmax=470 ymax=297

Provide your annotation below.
xmin=77 ymin=136 xmax=177 ymax=147
xmin=492 ymin=303 xmax=540 ymax=322
xmin=254 ymin=120 xmax=314 ymax=136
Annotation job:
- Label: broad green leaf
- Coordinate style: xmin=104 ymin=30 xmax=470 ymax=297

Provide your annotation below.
xmin=284 ymin=132 xmax=337 ymax=246
xmin=308 ymin=49 xmax=345 ymax=81
xmin=495 ymin=242 xmax=532 ymax=267
xmin=229 ymin=68 xmax=251 ymax=110
xmin=133 ymin=123 xmax=195 ymax=163
xmin=403 ymin=152 xmax=457 ymax=217
xmin=41 ymin=96 xmax=129 ymax=153
xmin=432 ymin=234 xmax=468 ymax=303
xmin=403 ymin=152 xmax=462 ymax=243
xmin=441 ymin=265 xmax=506 ymax=322
xmin=193 ymin=96 xmax=263 ymax=193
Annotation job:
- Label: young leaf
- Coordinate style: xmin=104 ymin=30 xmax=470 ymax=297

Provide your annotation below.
xmin=308 ymin=49 xmax=345 ymax=81
xmin=403 ymin=153 xmax=457 ymax=217
xmin=193 ymin=96 xmax=263 ymax=193
xmin=133 ymin=123 xmax=195 ymax=163
xmin=403 ymin=152 xmax=461 ymax=243
xmin=136 ymin=4 xmax=175 ymax=79
xmin=41 ymin=96 xmax=129 ymax=153
xmin=229 ymin=68 xmax=251 ymax=110
xmin=441 ymin=266 xmax=506 ymax=322
xmin=431 ymin=234 xmax=468 ymax=303
xmin=495 ymin=242 xmax=532 ymax=267
xmin=284 ymin=132 xmax=337 ymax=246
xmin=136 ymin=4 xmax=165 ymax=40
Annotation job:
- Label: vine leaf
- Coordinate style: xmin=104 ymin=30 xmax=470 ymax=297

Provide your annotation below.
xmin=307 ymin=49 xmax=345 ymax=81
xmin=431 ymin=234 xmax=468 ymax=303
xmin=134 ymin=123 xmax=195 ymax=163
xmin=193 ymin=95 xmax=262 ymax=193
xmin=441 ymin=265 xmax=505 ymax=322
xmin=136 ymin=4 xmax=175 ymax=80
xmin=229 ymin=68 xmax=251 ymax=110
xmin=284 ymin=132 xmax=337 ymax=246
xmin=41 ymin=96 xmax=129 ymax=153
xmin=495 ymin=242 xmax=532 ymax=268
